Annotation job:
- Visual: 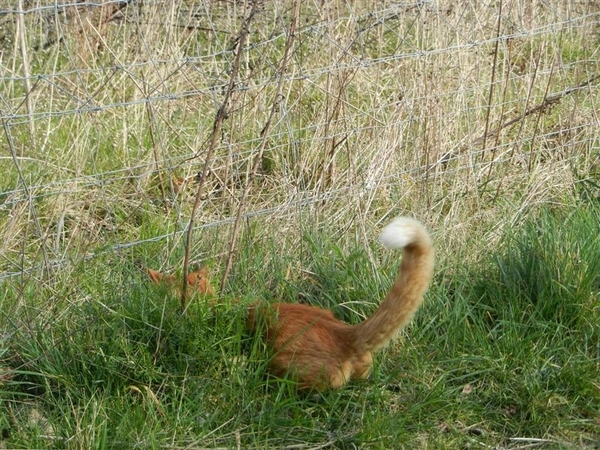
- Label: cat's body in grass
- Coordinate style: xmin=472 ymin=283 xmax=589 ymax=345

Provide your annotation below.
xmin=148 ymin=217 xmax=434 ymax=391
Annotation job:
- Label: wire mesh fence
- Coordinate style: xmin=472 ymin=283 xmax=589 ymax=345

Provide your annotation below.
xmin=1 ymin=0 xmax=599 ymax=283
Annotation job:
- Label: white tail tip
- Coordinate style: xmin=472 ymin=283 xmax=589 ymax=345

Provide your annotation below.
xmin=379 ymin=216 xmax=427 ymax=249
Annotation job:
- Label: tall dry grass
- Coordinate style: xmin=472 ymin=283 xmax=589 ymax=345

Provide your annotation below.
xmin=0 ymin=0 xmax=599 ymax=282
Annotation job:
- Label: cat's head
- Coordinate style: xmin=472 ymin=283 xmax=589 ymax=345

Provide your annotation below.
xmin=145 ymin=266 xmax=215 ymax=297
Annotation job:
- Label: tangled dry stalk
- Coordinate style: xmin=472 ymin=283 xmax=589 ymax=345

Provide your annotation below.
xmin=0 ymin=0 xmax=599 ymax=284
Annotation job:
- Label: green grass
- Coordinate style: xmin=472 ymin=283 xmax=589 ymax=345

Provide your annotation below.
xmin=2 ymin=1 xmax=600 ymax=448
xmin=1 ymin=204 xmax=599 ymax=448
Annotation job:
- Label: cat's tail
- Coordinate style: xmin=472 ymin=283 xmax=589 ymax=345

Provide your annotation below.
xmin=352 ymin=217 xmax=434 ymax=354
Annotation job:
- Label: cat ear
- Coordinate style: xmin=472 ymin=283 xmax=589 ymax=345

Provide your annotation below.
xmin=185 ymin=271 xmax=198 ymax=286
xmin=146 ymin=268 xmax=177 ymax=285
xmin=186 ymin=267 xmax=215 ymax=295
xmin=187 ymin=266 xmax=210 ymax=283
xmin=146 ymin=268 xmax=165 ymax=285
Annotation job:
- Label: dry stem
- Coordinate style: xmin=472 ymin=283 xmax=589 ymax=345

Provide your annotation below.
xmin=220 ymin=0 xmax=301 ymax=292
xmin=181 ymin=2 xmax=261 ymax=311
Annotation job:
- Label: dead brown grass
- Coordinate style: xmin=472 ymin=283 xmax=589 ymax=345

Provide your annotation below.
xmin=0 ymin=0 xmax=599 ymax=280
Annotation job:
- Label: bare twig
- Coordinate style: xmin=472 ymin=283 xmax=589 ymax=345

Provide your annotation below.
xmin=320 ymin=69 xmax=354 ymax=193
xmin=2 ymin=117 xmax=50 ymax=285
xmin=481 ymin=0 xmax=503 ymax=160
xmin=16 ymin=0 xmax=35 ymax=146
xmin=220 ymin=0 xmax=300 ymax=292
xmin=485 ymin=29 xmax=513 ymax=182
xmin=527 ymin=60 xmax=555 ymax=172
xmin=436 ymin=73 xmax=600 ymax=168
xmin=491 ymin=40 xmax=541 ymax=201
xmin=145 ymin=103 xmax=169 ymax=214
xmin=509 ymin=75 xmax=599 ymax=131
xmin=181 ymin=2 xmax=261 ymax=311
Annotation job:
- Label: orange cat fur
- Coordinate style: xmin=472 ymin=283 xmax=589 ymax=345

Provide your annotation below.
xmin=146 ymin=217 xmax=434 ymax=391
xmin=247 ymin=216 xmax=434 ymax=391
xmin=146 ymin=267 xmax=215 ymax=297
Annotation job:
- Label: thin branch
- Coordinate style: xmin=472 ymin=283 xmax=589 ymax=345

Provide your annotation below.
xmin=16 ymin=0 xmax=35 ymax=146
xmin=436 ymin=73 xmax=600 ymax=167
xmin=485 ymin=30 xmax=513 ymax=182
xmin=180 ymin=2 xmax=261 ymax=311
xmin=2 ymin=117 xmax=50 ymax=282
xmin=220 ymin=0 xmax=300 ymax=292
xmin=481 ymin=0 xmax=503 ymax=159
xmin=145 ymin=103 xmax=169 ymax=214
xmin=527 ymin=59 xmax=555 ymax=172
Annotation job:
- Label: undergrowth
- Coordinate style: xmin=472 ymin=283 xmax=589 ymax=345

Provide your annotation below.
xmin=1 ymin=204 xmax=599 ymax=448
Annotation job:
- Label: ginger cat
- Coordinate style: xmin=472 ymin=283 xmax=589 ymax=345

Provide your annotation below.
xmin=247 ymin=216 xmax=434 ymax=391
xmin=146 ymin=267 xmax=215 ymax=298
xmin=147 ymin=216 xmax=434 ymax=391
